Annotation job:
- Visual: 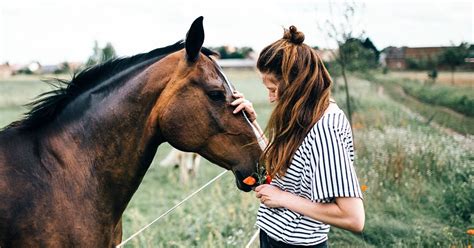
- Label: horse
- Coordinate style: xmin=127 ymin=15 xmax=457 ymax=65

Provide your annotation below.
xmin=159 ymin=148 xmax=201 ymax=184
xmin=0 ymin=17 xmax=262 ymax=247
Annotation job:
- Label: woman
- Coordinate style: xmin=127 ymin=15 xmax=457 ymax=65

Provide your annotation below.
xmin=232 ymin=26 xmax=365 ymax=247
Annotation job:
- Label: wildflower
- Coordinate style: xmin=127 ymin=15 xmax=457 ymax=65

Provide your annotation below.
xmin=361 ymin=184 xmax=368 ymax=192
xmin=467 ymin=229 xmax=474 ymax=235
xmin=243 ymin=176 xmax=256 ymax=186
xmin=243 ymin=164 xmax=272 ymax=187
xmin=265 ymin=175 xmax=272 ymax=184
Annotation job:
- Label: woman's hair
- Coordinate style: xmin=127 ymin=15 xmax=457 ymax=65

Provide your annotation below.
xmin=257 ymin=25 xmax=332 ymax=178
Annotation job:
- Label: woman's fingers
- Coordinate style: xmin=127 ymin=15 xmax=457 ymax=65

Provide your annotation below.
xmin=232 ymin=91 xmax=244 ymax=99
xmin=231 ymin=98 xmax=245 ymax=106
xmin=233 ymin=103 xmax=246 ymax=114
xmin=231 ymin=91 xmax=257 ymax=121
xmin=232 ymin=99 xmax=254 ymax=114
xmin=255 ymin=185 xmax=266 ymax=192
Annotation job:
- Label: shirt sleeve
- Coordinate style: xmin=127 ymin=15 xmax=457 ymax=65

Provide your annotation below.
xmin=309 ymin=113 xmax=363 ymax=201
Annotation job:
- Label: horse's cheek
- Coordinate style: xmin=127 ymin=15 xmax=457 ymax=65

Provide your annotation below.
xmin=159 ymin=104 xmax=209 ymax=151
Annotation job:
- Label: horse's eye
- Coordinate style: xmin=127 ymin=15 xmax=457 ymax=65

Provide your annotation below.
xmin=207 ymin=91 xmax=226 ymax=102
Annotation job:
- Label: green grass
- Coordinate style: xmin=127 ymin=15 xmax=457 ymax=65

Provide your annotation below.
xmin=390 ymin=77 xmax=473 ymax=117
xmin=331 ymin=77 xmax=473 ymax=247
xmin=0 ymin=70 xmax=472 ymax=247
xmin=0 ymin=77 xmax=56 ymax=127
xmin=363 ymin=73 xmax=474 ymax=136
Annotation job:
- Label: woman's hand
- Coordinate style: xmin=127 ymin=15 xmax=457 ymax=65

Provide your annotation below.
xmin=255 ymin=184 xmax=288 ymax=208
xmin=231 ymin=91 xmax=257 ymax=122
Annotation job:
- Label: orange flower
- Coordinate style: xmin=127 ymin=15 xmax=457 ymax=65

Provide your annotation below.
xmin=467 ymin=229 xmax=474 ymax=235
xmin=243 ymin=176 xmax=256 ymax=186
xmin=360 ymin=184 xmax=368 ymax=192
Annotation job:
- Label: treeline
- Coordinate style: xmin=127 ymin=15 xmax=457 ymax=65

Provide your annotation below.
xmin=208 ymin=46 xmax=254 ymax=59
xmin=322 ymin=37 xmax=380 ymax=78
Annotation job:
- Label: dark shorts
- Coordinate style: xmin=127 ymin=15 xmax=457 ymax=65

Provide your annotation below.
xmin=259 ymin=230 xmax=328 ymax=248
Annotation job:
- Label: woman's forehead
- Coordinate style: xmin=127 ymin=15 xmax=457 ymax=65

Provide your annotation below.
xmin=261 ymin=73 xmax=279 ymax=88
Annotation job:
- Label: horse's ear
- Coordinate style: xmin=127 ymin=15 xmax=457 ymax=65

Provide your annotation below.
xmin=185 ymin=16 xmax=205 ymax=62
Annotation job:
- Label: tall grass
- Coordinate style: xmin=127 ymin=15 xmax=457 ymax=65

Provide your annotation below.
xmin=331 ymin=78 xmax=473 ymax=247
xmin=0 ymin=71 xmax=472 ymax=247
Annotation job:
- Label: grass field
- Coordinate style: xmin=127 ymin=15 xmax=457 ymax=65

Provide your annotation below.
xmin=365 ymin=73 xmax=474 ymax=135
xmin=0 ymin=70 xmax=472 ymax=247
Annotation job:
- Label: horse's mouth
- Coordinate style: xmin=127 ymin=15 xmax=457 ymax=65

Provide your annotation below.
xmin=234 ymin=170 xmax=254 ymax=192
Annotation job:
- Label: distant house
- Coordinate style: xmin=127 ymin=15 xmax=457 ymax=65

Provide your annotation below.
xmin=0 ymin=63 xmax=13 ymax=78
xmin=405 ymin=47 xmax=447 ymax=61
xmin=381 ymin=46 xmax=455 ymax=70
xmin=315 ymin=49 xmax=337 ymax=62
xmin=381 ymin=46 xmax=405 ymax=69
xmin=15 ymin=61 xmax=42 ymax=74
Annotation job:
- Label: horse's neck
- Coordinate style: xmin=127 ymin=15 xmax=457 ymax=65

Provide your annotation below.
xmin=43 ymin=65 xmax=168 ymax=221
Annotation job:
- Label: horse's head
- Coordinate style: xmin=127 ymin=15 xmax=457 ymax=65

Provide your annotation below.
xmin=152 ymin=17 xmax=262 ymax=192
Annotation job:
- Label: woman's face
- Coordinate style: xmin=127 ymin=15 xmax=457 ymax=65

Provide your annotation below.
xmin=261 ymin=73 xmax=279 ymax=103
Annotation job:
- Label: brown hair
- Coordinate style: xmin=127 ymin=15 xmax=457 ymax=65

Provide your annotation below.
xmin=257 ymin=25 xmax=332 ymax=178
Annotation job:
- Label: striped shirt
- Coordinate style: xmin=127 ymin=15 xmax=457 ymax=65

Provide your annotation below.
xmin=256 ymin=102 xmax=363 ymax=246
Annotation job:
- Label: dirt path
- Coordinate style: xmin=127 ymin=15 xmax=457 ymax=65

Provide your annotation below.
xmin=373 ymin=83 xmax=473 ymax=150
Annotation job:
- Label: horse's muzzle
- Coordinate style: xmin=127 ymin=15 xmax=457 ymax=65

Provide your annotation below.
xmin=234 ymin=170 xmax=254 ymax=192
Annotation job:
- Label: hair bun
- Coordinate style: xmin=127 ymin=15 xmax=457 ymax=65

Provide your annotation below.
xmin=284 ymin=25 xmax=305 ymax=45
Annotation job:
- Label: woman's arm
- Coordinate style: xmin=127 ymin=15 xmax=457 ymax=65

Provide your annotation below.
xmin=255 ymin=184 xmax=365 ymax=233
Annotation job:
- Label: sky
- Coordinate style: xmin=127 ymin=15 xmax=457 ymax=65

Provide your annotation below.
xmin=0 ymin=0 xmax=472 ymax=64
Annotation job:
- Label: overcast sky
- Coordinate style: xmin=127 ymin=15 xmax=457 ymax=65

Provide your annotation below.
xmin=0 ymin=0 xmax=472 ymax=64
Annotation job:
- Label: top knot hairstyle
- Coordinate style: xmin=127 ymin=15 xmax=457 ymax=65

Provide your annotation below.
xmin=257 ymin=25 xmax=333 ymax=178
xmin=284 ymin=25 xmax=305 ymax=45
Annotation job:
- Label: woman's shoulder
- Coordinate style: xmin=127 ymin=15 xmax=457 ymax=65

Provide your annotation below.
xmin=316 ymin=102 xmax=350 ymax=130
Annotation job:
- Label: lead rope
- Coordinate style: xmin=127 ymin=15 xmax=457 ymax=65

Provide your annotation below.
xmin=245 ymin=228 xmax=260 ymax=248
xmin=116 ymin=170 xmax=228 ymax=248
xmin=213 ymin=59 xmax=266 ymax=248
xmin=212 ymin=59 xmax=267 ymax=150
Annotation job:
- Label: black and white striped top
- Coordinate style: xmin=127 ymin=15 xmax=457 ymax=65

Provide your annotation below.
xmin=256 ymin=103 xmax=363 ymax=246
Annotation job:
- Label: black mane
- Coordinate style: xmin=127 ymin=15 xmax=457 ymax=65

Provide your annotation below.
xmin=6 ymin=41 xmax=217 ymax=131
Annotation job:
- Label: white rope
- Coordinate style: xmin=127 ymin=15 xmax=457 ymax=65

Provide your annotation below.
xmin=245 ymin=228 xmax=260 ymax=248
xmin=212 ymin=59 xmax=267 ymax=151
xmin=116 ymin=170 xmax=228 ymax=247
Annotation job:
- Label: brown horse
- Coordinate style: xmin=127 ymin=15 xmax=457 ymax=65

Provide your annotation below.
xmin=0 ymin=17 xmax=262 ymax=247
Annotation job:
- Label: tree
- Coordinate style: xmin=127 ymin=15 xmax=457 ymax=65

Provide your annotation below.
xmin=438 ymin=43 xmax=469 ymax=85
xmin=54 ymin=61 xmax=71 ymax=74
xmin=86 ymin=40 xmax=102 ymax=66
xmin=86 ymin=41 xmax=118 ymax=66
xmin=317 ymin=0 xmax=371 ymax=124
xmin=340 ymin=38 xmax=378 ymax=71
xmin=102 ymin=42 xmax=117 ymax=62
xmin=361 ymin=37 xmax=379 ymax=62
xmin=210 ymin=46 xmax=254 ymax=59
